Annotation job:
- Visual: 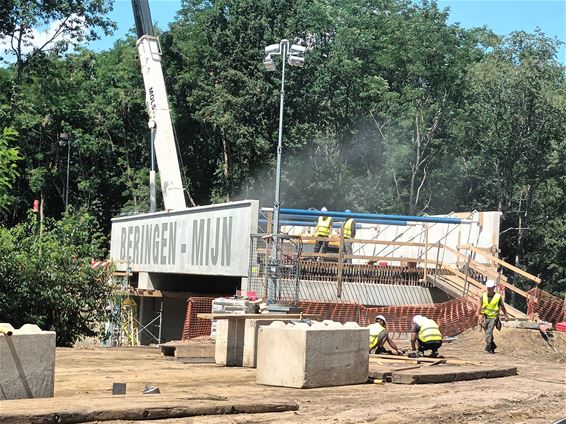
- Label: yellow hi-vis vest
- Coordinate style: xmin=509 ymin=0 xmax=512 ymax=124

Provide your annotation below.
xmin=418 ymin=319 xmax=442 ymax=343
xmin=315 ymin=216 xmax=332 ymax=237
xmin=368 ymin=322 xmax=386 ymax=349
xmin=343 ymin=218 xmax=355 ymax=239
xmin=481 ymin=292 xmax=502 ymax=319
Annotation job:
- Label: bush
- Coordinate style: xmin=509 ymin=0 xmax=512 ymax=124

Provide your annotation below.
xmin=0 ymin=209 xmax=112 ymax=346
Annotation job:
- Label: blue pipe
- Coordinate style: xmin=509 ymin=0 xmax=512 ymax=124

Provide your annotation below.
xmin=279 ymin=208 xmax=462 ymax=225
xmin=279 ymin=214 xmax=408 ymax=226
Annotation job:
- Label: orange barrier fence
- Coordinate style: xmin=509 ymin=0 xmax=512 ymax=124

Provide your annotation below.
xmin=181 ymin=297 xmax=214 ymax=340
xmin=528 ymin=288 xmax=565 ymax=323
xmin=363 ymin=296 xmax=479 ymax=338
xmin=181 ymin=296 xmax=480 ymax=340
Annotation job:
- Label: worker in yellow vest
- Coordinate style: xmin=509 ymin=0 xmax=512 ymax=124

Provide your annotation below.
xmin=341 ymin=209 xmax=356 ymax=264
xmin=369 ymin=315 xmax=401 ymax=355
xmin=411 ymin=315 xmax=443 ymax=357
xmin=477 ymin=279 xmax=509 ymax=354
xmin=314 ymin=207 xmax=333 ymax=256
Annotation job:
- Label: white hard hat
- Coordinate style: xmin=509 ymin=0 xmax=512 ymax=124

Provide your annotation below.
xmin=321 ymin=207 xmax=327 ymax=212
xmin=413 ymin=315 xmax=424 ymax=324
xmin=375 ymin=315 xmax=386 ymax=324
xmin=485 ymin=279 xmax=496 ymax=288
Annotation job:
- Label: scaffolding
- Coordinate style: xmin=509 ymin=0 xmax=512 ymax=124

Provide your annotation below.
xmin=104 ymin=266 xmax=163 ymax=347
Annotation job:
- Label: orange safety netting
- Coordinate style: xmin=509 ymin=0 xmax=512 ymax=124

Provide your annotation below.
xmin=181 ymin=296 xmax=481 ymax=339
xmin=181 ymin=297 xmax=214 ymax=340
xmin=363 ymin=296 xmax=479 ymax=338
xmin=527 ymin=288 xmax=565 ymax=323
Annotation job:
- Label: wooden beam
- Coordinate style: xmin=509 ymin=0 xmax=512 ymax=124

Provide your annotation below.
xmin=459 ymin=244 xmax=541 ymax=284
xmin=391 ymin=365 xmax=517 ymax=385
xmin=0 ymin=401 xmax=300 ymax=423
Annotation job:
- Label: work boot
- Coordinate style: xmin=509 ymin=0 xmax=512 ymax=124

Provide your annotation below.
xmin=430 ymin=350 xmax=439 ymax=358
xmin=491 ymin=341 xmax=497 ymax=353
xmin=484 ymin=345 xmax=493 ymax=354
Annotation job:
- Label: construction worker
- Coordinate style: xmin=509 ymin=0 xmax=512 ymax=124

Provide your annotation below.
xmin=342 ymin=209 xmax=356 ymax=264
xmin=369 ymin=315 xmax=401 ymax=355
xmin=313 ymin=207 xmax=332 ymax=256
xmin=411 ymin=315 xmax=443 ymax=357
xmin=477 ymin=279 xmax=509 ymax=354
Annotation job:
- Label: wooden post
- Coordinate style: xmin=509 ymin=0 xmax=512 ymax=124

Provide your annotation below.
xmin=424 ymin=224 xmax=429 ymax=282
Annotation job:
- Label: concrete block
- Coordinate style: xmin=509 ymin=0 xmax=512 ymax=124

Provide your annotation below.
xmin=0 ymin=323 xmax=56 ymax=400
xmin=215 ymin=319 xmax=246 ymax=366
xmin=256 ymin=321 xmax=369 ymax=388
xmin=242 ymin=319 xmax=291 ymax=368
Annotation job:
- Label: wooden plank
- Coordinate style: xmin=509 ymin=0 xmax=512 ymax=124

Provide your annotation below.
xmin=0 ymin=401 xmax=300 ymax=423
xmin=369 ymin=365 xmax=421 ymax=382
xmin=301 ymin=252 xmax=438 ymax=264
xmin=160 ymin=343 xmax=215 ymax=358
xmin=459 ymin=244 xmax=541 ymax=284
xmin=196 ymin=313 xmax=318 ymax=320
xmin=300 ymin=236 xmax=440 ymax=248
xmin=391 ymin=365 xmax=517 ymax=385
xmin=370 ymin=354 xmax=477 ymax=366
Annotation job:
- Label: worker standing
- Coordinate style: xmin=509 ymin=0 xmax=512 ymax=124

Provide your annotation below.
xmin=411 ymin=315 xmax=443 ymax=357
xmin=313 ymin=207 xmax=332 ymax=257
xmin=342 ymin=209 xmax=356 ymax=264
xmin=369 ymin=315 xmax=401 ymax=355
xmin=477 ymin=279 xmax=509 ymax=354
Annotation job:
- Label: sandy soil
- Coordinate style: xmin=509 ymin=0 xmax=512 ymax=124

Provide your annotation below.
xmin=1 ymin=327 xmax=565 ymax=423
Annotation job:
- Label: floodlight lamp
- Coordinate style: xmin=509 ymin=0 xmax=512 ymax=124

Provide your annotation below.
xmin=290 ymin=44 xmax=306 ymax=55
xmin=264 ymin=43 xmax=281 ymax=55
xmin=263 ymin=56 xmax=276 ymax=71
xmin=288 ymin=55 xmax=305 ymax=67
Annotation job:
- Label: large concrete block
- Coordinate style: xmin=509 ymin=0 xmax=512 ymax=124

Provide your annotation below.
xmin=0 ymin=323 xmax=56 ymax=400
xmin=214 ymin=319 xmax=246 ymax=366
xmin=256 ymin=321 xmax=369 ymax=388
xmin=242 ymin=319 xmax=290 ymax=368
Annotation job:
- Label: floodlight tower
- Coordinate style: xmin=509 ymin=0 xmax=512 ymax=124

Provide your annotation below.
xmin=263 ymin=39 xmax=307 ymax=305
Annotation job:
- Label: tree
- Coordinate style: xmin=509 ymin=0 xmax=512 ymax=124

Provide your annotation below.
xmin=453 ymin=31 xmax=566 ymax=294
xmin=0 ymin=127 xmax=21 ymax=212
xmin=0 ymin=209 xmax=112 ymax=346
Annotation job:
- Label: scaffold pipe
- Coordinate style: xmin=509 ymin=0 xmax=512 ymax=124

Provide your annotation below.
xmin=279 ymin=208 xmax=466 ymax=225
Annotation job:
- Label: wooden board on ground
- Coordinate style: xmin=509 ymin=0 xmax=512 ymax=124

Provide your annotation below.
xmin=391 ymin=365 xmax=517 ymax=385
xmin=370 ymin=354 xmax=478 ymax=366
xmin=369 ymin=365 xmax=421 ymax=382
xmin=0 ymin=395 xmax=299 ymax=423
xmin=160 ymin=342 xmax=215 ymax=359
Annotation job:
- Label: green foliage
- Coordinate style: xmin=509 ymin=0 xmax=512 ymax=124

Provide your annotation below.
xmin=0 ymin=209 xmax=112 ymax=346
xmin=0 ymin=127 xmax=21 ymax=212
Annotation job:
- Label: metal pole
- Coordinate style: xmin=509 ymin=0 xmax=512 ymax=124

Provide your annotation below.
xmin=65 ymin=139 xmax=70 ymax=209
xmin=157 ymin=298 xmax=163 ymax=345
xmin=267 ymin=39 xmax=288 ymax=304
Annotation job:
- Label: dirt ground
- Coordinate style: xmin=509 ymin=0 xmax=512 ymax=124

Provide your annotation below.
xmin=2 ymin=327 xmax=565 ymax=423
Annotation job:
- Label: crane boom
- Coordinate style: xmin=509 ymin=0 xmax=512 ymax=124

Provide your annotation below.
xmin=131 ymin=0 xmax=186 ymax=211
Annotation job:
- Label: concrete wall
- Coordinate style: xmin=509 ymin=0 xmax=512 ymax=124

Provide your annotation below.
xmin=0 ymin=324 xmax=56 ymax=400
xmin=256 ymin=321 xmax=368 ymax=388
xmin=276 ymin=279 xmax=436 ymax=305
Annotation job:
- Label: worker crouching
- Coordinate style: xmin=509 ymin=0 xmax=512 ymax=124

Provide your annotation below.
xmin=411 ymin=315 xmax=443 ymax=357
xmin=368 ymin=315 xmax=401 ymax=355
